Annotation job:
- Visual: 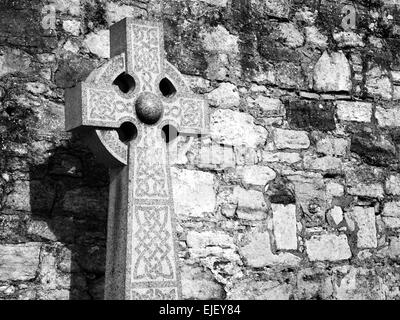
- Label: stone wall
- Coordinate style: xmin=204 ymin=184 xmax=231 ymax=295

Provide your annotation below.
xmin=1 ymin=0 xmax=400 ymax=300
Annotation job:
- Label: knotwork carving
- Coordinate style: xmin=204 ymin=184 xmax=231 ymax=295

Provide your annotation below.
xmin=133 ymin=205 xmax=174 ymax=280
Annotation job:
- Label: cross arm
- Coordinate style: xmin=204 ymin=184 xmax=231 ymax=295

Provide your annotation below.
xmin=65 ymin=83 xmax=137 ymax=132
xmin=163 ymin=93 xmax=209 ymax=136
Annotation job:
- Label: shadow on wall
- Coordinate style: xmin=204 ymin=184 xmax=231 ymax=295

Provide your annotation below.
xmin=29 ymin=132 xmax=108 ymax=300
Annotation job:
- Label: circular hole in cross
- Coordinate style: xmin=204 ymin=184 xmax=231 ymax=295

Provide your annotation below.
xmin=117 ymin=122 xmax=138 ymax=143
xmin=159 ymin=78 xmax=177 ymax=98
xmin=161 ymin=124 xmax=179 ymax=144
xmin=113 ymin=73 xmax=136 ymax=94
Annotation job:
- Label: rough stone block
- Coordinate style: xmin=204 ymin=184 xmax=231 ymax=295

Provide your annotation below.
xmin=366 ymin=66 xmax=392 ymax=100
xmin=303 ymin=156 xmax=342 ymax=173
xmin=336 ymin=101 xmax=372 ymax=123
xmin=84 ymin=30 xmax=110 ymax=59
xmin=349 ymin=207 xmax=377 ymax=249
xmin=0 ymin=47 xmax=32 ymax=78
xmin=316 ymin=137 xmax=348 ymax=156
xmin=211 ymin=109 xmax=268 ymax=148
xmin=207 ymin=83 xmax=240 ymax=108
xmin=305 ymin=26 xmax=328 ymax=49
xmin=6 ymin=180 xmax=31 ymax=212
xmin=306 ymin=234 xmax=352 ymax=261
xmin=272 ymin=204 xmax=297 ymax=250
xmin=232 ymin=186 xmax=267 ymax=221
xmin=273 ymin=129 xmax=310 ymax=150
xmin=382 ymin=202 xmax=400 ymax=229
xmin=201 ymin=25 xmax=239 ymax=54
xmin=286 ymin=100 xmax=336 ymax=131
xmin=326 ymin=182 xmax=345 ymax=197
xmin=196 ymin=142 xmax=235 ymax=170
xmin=181 ymin=265 xmax=224 ymax=300
xmin=271 ymin=23 xmax=304 ymax=48
xmin=251 ymin=96 xmax=284 ymax=117
xmin=237 ymin=165 xmax=276 ymax=186
xmin=333 ymin=31 xmax=364 ymax=48
xmin=376 ymin=107 xmax=400 ymax=127
xmin=350 ymin=131 xmax=396 ymax=167
xmin=239 ymin=230 xmax=300 ymax=268
xmin=186 ymin=231 xmax=239 ymax=261
xmin=172 ymin=168 xmax=216 ymax=217
xmin=386 ymin=175 xmax=400 ymax=195
xmin=313 ymin=51 xmax=352 ymax=92
xmin=327 ymin=206 xmax=344 ymax=226
xmin=348 ymin=183 xmax=384 ymax=199
xmin=388 ymin=236 xmax=400 ymax=258
xmin=258 ymin=0 xmax=292 ymax=19
xmin=0 ymin=243 xmax=41 ymax=281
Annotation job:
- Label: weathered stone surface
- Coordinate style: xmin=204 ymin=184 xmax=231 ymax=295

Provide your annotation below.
xmin=295 ymin=268 xmax=333 ymax=299
xmin=84 ymin=30 xmax=110 ymax=58
xmin=232 ymin=186 xmax=267 ymax=221
xmin=289 ymin=175 xmax=329 ymax=220
xmin=207 ymin=83 xmax=240 ymax=108
xmin=271 ymin=23 xmax=304 ymax=48
xmin=6 ymin=180 xmax=31 ymax=212
xmin=285 ymin=100 xmax=336 ymax=131
xmin=336 ymin=101 xmax=372 ymax=123
xmin=250 ymin=96 xmax=284 ymax=117
xmin=273 ymin=129 xmax=310 ymax=150
xmin=305 ymin=26 xmax=328 ymax=49
xmin=303 ymin=156 xmax=342 ymax=173
xmin=105 ymin=2 xmax=145 ymax=24
xmin=313 ymin=51 xmax=352 ymax=92
xmin=51 ymin=0 xmax=80 ymax=16
xmin=172 ymin=168 xmax=216 ymax=217
xmin=262 ymin=151 xmax=301 ymax=164
xmin=388 ymin=236 xmax=400 ymax=258
xmin=200 ymin=0 xmax=228 ymax=6
xmin=0 ymin=47 xmax=32 ymax=78
xmin=316 ymin=137 xmax=348 ymax=156
xmin=382 ymin=202 xmax=400 ymax=229
xmin=201 ymin=25 xmax=239 ymax=54
xmin=62 ymin=20 xmax=80 ymax=36
xmin=186 ymin=231 xmax=239 ymax=261
xmin=350 ymin=131 xmax=396 ymax=167
xmin=333 ymin=31 xmax=364 ymax=48
xmin=181 ymin=265 xmax=224 ymax=300
xmin=254 ymin=0 xmax=292 ymax=19
xmin=348 ymin=183 xmax=384 ymax=199
xmin=196 ymin=142 xmax=235 ymax=170
xmin=376 ymin=107 xmax=400 ymax=127
xmin=272 ymin=204 xmax=297 ymax=250
xmin=333 ymin=266 xmax=385 ymax=300
xmin=326 ymin=182 xmax=345 ymax=198
xmin=349 ymin=207 xmax=377 ymax=249
xmin=365 ymin=66 xmax=392 ymax=100
xmin=306 ymin=234 xmax=352 ymax=261
xmin=0 ymin=243 xmax=41 ymax=281
xmin=327 ymin=206 xmax=344 ymax=227
xmin=211 ymin=109 xmax=268 ymax=148
xmin=239 ymin=229 xmax=300 ymax=268
xmin=227 ymin=279 xmax=292 ymax=300
xmin=386 ymin=175 xmax=400 ymax=195
xmin=237 ymin=165 xmax=276 ymax=186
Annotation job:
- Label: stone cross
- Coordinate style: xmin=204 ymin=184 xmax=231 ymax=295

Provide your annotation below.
xmin=65 ymin=18 xmax=209 ymax=300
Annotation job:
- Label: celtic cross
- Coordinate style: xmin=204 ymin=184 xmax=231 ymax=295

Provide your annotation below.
xmin=65 ymin=18 xmax=209 ymax=300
